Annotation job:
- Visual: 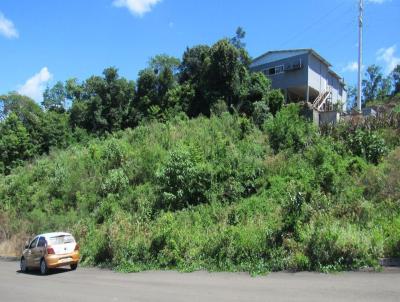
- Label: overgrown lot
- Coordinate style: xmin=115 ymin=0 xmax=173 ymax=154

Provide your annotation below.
xmin=1 ymin=106 xmax=399 ymax=273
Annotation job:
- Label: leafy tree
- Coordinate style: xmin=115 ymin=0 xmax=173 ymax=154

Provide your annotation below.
xmin=179 ymin=45 xmax=211 ymax=116
xmin=252 ymin=101 xmax=270 ymax=127
xmin=0 ymin=92 xmax=77 ymax=172
xmin=208 ymin=39 xmax=245 ymax=109
xmin=157 ymin=66 xmax=177 ymax=109
xmin=391 ymin=64 xmax=400 ymax=95
xmin=135 ymin=56 xmax=180 ymax=121
xmin=178 ymin=38 xmax=253 ymax=117
xmin=0 ymin=93 xmax=45 ymax=153
xmin=69 ymin=100 xmax=88 ymax=129
xmin=239 ymin=72 xmax=271 ymax=116
xmin=0 ymin=113 xmax=33 ymax=174
xmin=149 ymin=54 xmax=180 ymax=75
xmin=41 ymin=111 xmax=72 ymax=153
xmin=362 ymin=65 xmax=392 ymax=102
xmin=377 ymin=76 xmax=392 ymax=101
xmin=230 ymin=27 xmax=252 ymax=66
xmin=165 ymin=82 xmax=195 ymax=114
xmin=65 ymin=78 xmax=84 ymax=101
xmin=0 ymin=93 xmax=43 ymax=125
xmin=362 ymin=65 xmax=383 ymax=102
xmin=346 ymin=86 xmax=357 ymax=110
xmin=346 ymin=129 xmax=388 ymax=164
xmin=136 ymin=68 xmax=159 ymax=114
xmin=236 ymin=71 xmax=283 ymax=117
xmin=246 ymin=72 xmax=271 ymax=103
xmin=68 ymin=67 xmax=135 ymax=133
xmin=42 ymin=81 xmax=66 ymax=112
xmin=265 ymin=104 xmax=316 ymax=153
xmin=157 ymin=148 xmax=211 ymax=210
xmin=268 ymin=89 xmax=284 ymax=115
xmin=231 ymin=26 xmax=246 ymax=50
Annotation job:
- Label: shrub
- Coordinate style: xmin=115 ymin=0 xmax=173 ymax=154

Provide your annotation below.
xmin=81 ymin=225 xmax=113 ymax=265
xmin=302 ymin=218 xmax=383 ymax=270
xmin=252 ymin=101 xmax=270 ymax=127
xmin=346 ymin=129 xmax=388 ymax=164
xmin=265 ymin=104 xmax=316 ymax=153
xmin=267 ymin=89 xmax=284 ymax=115
xmin=157 ymin=147 xmax=212 ymax=210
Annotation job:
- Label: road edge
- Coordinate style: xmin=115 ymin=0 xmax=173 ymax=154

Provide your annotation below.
xmin=0 ymin=256 xmax=19 ymax=262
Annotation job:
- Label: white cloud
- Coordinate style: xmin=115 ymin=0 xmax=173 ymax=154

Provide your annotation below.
xmin=17 ymin=67 xmax=53 ymax=101
xmin=113 ymin=0 xmax=162 ymax=16
xmin=342 ymin=61 xmax=359 ymax=72
xmin=0 ymin=12 xmax=18 ymax=39
xmin=377 ymin=45 xmax=400 ymax=74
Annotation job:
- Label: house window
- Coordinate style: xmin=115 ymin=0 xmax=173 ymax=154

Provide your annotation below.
xmin=275 ymin=65 xmax=284 ymax=74
xmin=268 ymin=65 xmax=284 ymax=76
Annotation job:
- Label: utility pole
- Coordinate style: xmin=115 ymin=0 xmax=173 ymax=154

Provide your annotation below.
xmin=357 ymin=0 xmax=363 ymax=112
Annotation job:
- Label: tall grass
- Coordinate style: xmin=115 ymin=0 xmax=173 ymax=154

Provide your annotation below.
xmin=1 ymin=108 xmax=399 ymax=273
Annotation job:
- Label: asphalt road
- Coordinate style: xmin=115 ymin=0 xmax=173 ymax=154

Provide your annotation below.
xmin=1 ymin=260 xmax=399 ymax=302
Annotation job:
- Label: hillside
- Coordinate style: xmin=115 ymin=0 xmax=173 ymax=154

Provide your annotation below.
xmin=1 ymin=106 xmax=399 ymax=273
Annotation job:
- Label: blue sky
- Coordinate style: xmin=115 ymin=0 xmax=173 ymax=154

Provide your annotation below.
xmin=0 ymin=0 xmax=399 ymax=101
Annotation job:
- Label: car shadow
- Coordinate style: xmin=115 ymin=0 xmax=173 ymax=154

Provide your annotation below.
xmin=17 ymin=267 xmax=73 ymax=276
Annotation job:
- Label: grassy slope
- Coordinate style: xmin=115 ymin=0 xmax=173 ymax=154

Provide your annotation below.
xmin=1 ymin=112 xmax=399 ymax=273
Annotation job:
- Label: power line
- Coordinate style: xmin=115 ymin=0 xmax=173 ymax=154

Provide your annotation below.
xmin=278 ymin=0 xmax=350 ymax=48
xmin=320 ymin=19 xmax=357 ymax=51
xmin=300 ymin=8 xmax=356 ymax=51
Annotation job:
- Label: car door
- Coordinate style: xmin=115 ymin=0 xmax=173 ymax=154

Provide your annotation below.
xmin=26 ymin=237 xmax=38 ymax=267
xmin=31 ymin=237 xmax=46 ymax=267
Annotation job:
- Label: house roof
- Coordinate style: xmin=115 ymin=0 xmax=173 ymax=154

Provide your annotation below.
xmin=328 ymin=69 xmax=345 ymax=83
xmin=251 ymin=48 xmax=332 ymax=68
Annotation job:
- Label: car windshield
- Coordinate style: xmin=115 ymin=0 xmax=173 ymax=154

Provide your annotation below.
xmin=49 ymin=235 xmax=75 ymax=245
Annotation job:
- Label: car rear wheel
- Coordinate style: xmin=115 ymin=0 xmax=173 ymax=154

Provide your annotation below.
xmin=20 ymin=258 xmax=28 ymax=273
xmin=40 ymin=259 xmax=48 ymax=275
xmin=70 ymin=263 xmax=78 ymax=270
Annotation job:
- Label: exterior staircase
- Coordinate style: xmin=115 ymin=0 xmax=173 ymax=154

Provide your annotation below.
xmin=311 ymin=87 xmax=340 ymax=126
xmin=313 ymin=89 xmax=332 ymax=112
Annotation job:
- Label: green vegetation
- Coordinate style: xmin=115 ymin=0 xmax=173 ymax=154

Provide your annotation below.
xmin=1 ymin=107 xmax=400 ymax=273
xmin=1 ymin=29 xmax=400 ymax=273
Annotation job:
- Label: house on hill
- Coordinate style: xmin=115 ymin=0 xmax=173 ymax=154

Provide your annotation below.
xmin=250 ymin=49 xmax=347 ymax=123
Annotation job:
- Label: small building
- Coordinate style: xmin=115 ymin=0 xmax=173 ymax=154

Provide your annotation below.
xmin=250 ymin=49 xmax=347 ymax=124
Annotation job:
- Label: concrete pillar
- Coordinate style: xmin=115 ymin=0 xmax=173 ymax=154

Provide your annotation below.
xmin=306 ymin=86 xmax=310 ymax=102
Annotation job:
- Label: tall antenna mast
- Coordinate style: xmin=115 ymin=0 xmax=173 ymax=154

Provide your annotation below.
xmin=357 ymin=0 xmax=363 ymax=112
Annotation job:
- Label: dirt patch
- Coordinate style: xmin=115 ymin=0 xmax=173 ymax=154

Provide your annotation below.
xmin=0 ymin=213 xmax=29 ymax=257
xmin=0 ymin=234 xmax=27 ymax=257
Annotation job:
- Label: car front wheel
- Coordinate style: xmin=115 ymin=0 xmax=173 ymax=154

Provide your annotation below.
xmin=40 ymin=259 xmax=48 ymax=275
xmin=20 ymin=258 xmax=28 ymax=273
xmin=70 ymin=263 xmax=78 ymax=271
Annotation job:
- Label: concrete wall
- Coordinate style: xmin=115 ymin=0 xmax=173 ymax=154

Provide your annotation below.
xmin=318 ymin=111 xmax=340 ymax=125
